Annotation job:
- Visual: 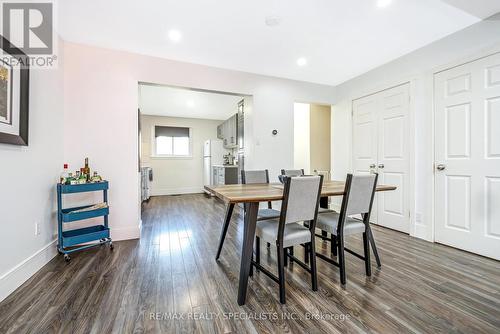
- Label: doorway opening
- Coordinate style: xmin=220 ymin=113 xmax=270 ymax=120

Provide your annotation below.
xmin=137 ymin=82 xmax=252 ymax=223
xmin=293 ymin=102 xmax=332 ymax=179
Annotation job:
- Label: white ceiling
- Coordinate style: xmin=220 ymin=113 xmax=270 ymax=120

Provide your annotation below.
xmin=59 ymin=0 xmax=500 ymax=86
xmin=139 ymin=84 xmax=243 ymax=120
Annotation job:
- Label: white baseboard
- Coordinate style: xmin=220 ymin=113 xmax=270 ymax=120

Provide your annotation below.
xmin=111 ymin=224 xmax=141 ymax=241
xmin=0 ymin=221 xmax=141 ymax=303
xmin=151 ymin=186 xmax=203 ymax=196
xmin=0 ymin=240 xmax=57 ymax=303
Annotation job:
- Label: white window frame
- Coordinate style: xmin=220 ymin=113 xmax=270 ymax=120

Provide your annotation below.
xmin=151 ymin=125 xmax=193 ymax=159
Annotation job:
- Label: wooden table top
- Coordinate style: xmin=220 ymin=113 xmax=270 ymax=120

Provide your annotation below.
xmin=205 ymin=180 xmax=397 ymax=204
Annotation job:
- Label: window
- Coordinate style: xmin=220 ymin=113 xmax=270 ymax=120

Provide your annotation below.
xmin=153 ymin=126 xmax=191 ymax=157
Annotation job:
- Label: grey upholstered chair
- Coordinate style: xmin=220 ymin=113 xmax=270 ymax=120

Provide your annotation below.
xmin=251 ymin=175 xmax=323 ymax=304
xmin=281 ymin=168 xmax=334 ymax=256
xmin=241 ymin=170 xmax=281 ymax=220
xmin=314 ymin=173 xmax=378 ymax=285
xmin=281 ymin=169 xmax=305 ymax=177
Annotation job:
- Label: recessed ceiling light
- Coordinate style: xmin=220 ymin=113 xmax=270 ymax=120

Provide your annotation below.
xmin=377 ymin=0 xmax=392 ymax=8
xmin=265 ymin=15 xmax=281 ymax=27
xmin=296 ymin=57 xmax=307 ymax=66
xmin=168 ymin=29 xmax=182 ymax=42
xmin=186 ymin=100 xmax=195 ymax=108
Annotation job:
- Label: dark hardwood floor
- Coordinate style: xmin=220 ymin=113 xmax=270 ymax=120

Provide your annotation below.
xmin=1 ymin=194 xmax=500 ymax=333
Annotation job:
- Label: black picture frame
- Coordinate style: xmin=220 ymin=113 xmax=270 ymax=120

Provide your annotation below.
xmin=0 ymin=36 xmax=30 ymax=146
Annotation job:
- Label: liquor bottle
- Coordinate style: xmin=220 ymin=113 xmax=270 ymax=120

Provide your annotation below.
xmin=60 ymin=164 xmax=69 ymax=184
xmin=69 ymin=172 xmax=78 ymax=185
xmin=83 ymin=157 xmax=91 ymax=182
xmin=79 ymin=168 xmax=87 ymax=184
xmin=91 ymin=171 xmax=102 ymax=183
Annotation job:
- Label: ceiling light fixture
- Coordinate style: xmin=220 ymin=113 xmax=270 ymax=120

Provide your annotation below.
xmin=377 ymin=0 xmax=392 ymax=8
xmin=296 ymin=57 xmax=307 ymax=66
xmin=265 ymin=15 xmax=281 ymax=27
xmin=168 ymin=29 xmax=182 ymax=42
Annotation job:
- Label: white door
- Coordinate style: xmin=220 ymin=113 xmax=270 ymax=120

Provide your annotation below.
xmin=376 ymin=84 xmax=410 ymax=233
xmin=352 ymin=83 xmax=410 ymax=232
xmin=434 ymin=52 xmax=500 ymax=260
xmin=352 ymin=94 xmax=379 ymax=223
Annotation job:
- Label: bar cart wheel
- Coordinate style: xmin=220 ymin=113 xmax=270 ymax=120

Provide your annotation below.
xmin=109 ymin=242 xmax=114 ymax=250
xmin=64 ymin=254 xmax=71 ymax=262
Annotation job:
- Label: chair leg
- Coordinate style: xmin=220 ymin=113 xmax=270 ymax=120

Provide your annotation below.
xmin=363 ymin=231 xmax=371 ymax=277
xmin=255 ymin=237 xmax=260 ymax=270
xmin=331 ymin=234 xmax=337 ymax=256
xmin=367 ymin=226 xmax=381 ymax=268
xmin=338 ymin=235 xmax=346 ymax=285
xmin=284 ymin=247 xmax=288 ymax=267
xmin=309 ymin=240 xmax=318 ymax=291
xmin=277 ymin=244 xmax=286 ymax=304
xmin=289 ymin=247 xmax=294 ymax=263
xmin=304 ymin=243 xmax=309 ymax=263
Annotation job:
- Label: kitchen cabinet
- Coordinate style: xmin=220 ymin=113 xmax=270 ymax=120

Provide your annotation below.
xmin=219 ymin=114 xmax=238 ymax=149
xmin=212 ymin=166 xmax=238 ymax=185
xmin=217 ymin=124 xmax=223 ymax=139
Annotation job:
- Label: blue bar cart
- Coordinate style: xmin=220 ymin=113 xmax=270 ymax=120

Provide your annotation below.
xmin=57 ymin=181 xmax=112 ymax=262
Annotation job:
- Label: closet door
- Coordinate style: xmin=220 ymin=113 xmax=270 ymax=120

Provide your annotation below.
xmin=352 ymin=83 xmax=410 ymax=232
xmin=352 ymin=94 xmax=379 ymax=223
xmin=376 ymin=84 xmax=410 ymax=233
xmin=434 ymin=52 xmax=500 ymax=260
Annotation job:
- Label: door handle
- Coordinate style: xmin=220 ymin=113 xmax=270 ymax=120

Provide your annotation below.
xmin=436 ymin=164 xmax=446 ymax=171
xmin=378 ymin=164 xmax=385 ymax=169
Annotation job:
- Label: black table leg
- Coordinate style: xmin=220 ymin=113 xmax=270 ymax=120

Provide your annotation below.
xmin=237 ymin=202 xmax=259 ymax=306
xmin=215 ymin=203 xmax=234 ymax=261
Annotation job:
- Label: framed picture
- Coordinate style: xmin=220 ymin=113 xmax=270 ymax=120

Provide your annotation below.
xmin=0 ymin=36 xmax=29 ymax=146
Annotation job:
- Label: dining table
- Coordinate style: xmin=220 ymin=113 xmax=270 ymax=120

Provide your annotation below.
xmin=204 ymin=180 xmax=397 ymax=306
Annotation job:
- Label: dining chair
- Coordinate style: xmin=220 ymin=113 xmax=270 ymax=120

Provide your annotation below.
xmin=241 ymin=170 xmax=281 ymax=220
xmin=313 ymin=173 xmax=378 ymax=285
xmin=215 ymin=169 xmax=280 ymax=260
xmin=280 ymin=169 xmax=305 ymax=177
xmin=251 ymin=175 xmax=323 ymax=304
xmin=281 ymin=168 xmax=332 ymax=253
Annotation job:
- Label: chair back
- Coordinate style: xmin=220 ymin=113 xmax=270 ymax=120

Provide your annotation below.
xmin=280 ymin=175 xmax=323 ymax=225
xmin=241 ymin=170 xmax=269 ymax=184
xmin=337 ymin=174 xmax=378 ymax=233
xmin=281 ymin=169 xmax=305 ymax=177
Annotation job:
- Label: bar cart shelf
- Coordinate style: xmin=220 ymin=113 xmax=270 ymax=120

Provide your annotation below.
xmin=57 ymin=181 xmax=112 ymax=262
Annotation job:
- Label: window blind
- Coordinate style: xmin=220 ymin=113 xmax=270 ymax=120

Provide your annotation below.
xmin=155 ymin=126 xmax=189 ymax=138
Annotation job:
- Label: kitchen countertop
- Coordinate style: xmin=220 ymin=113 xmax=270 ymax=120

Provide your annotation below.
xmin=212 ymin=164 xmax=238 ymax=168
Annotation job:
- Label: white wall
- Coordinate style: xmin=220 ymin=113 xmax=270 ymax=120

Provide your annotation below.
xmin=332 ymin=16 xmax=500 ymax=241
xmin=62 ymin=41 xmax=336 ymax=241
xmin=0 ymin=40 xmax=65 ymax=302
xmin=293 ymin=103 xmax=310 ymax=174
xmin=140 ymin=115 xmax=222 ymax=195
